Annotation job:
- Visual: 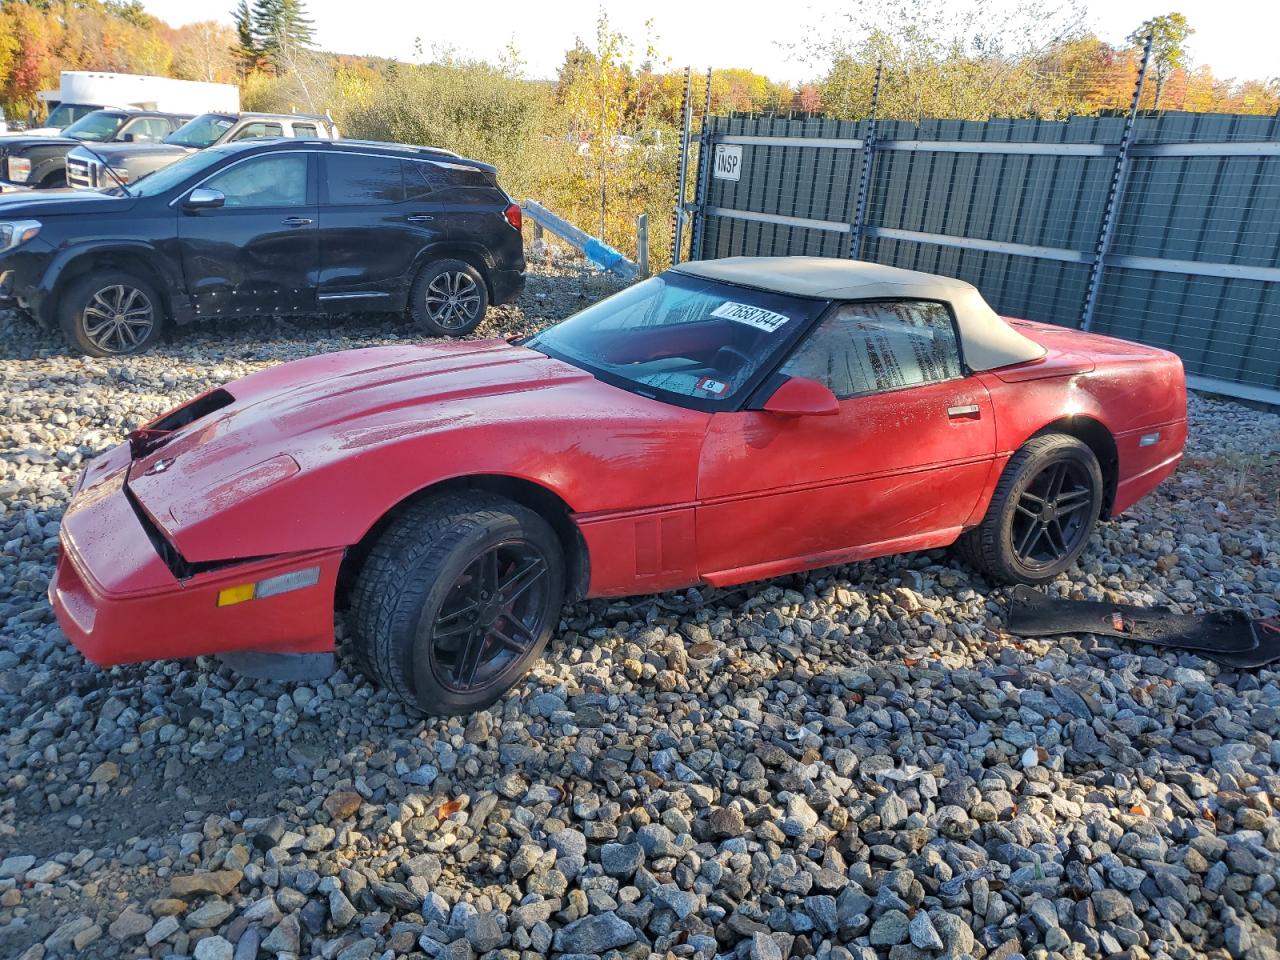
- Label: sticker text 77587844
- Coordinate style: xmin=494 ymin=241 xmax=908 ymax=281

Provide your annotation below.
xmin=709 ymin=301 xmax=790 ymax=333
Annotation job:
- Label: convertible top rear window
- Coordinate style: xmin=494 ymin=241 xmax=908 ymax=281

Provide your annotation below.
xmin=526 ymin=273 xmax=830 ymax=411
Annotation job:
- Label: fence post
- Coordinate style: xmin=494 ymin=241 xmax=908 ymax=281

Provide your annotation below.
xmin=688 ymin=67 xmax=715 ymax=262
xmin=672 ymin=67 xmax=694 ymax=266
xmin=1080 ymin=33 xmax=1152 ymax=331
xmin=848 ymin=60 xmax=883 ymax=261
xmin=636 ymin=213 xmax=649 ymax=277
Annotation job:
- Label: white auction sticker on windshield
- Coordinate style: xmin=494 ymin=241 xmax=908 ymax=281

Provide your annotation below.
xmin=710 ymin=301 xmax=790 ymax=333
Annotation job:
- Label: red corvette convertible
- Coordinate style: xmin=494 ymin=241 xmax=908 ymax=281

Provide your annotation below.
xmin=50 ymin=257 xmax=1186 ymax=713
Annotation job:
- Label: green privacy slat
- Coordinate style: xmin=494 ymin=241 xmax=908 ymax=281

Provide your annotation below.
xmin=687 ymin=111 xmax=1278 ymax=397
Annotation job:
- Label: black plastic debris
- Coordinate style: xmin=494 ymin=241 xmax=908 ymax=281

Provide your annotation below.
xmin=1007 ymin=585 xmax=1280 ymax=668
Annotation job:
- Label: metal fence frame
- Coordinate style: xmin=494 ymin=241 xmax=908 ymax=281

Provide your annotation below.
xmin=680 ymin=43 xmax=1280 ymax=405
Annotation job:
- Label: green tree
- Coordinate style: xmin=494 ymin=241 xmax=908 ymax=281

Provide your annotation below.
xmin=252 ymin=0 xmax=314 ymax=68
xmin=1127 ymin=13 xmax=1192 ymax=109
xmin=231 ymin=0 xmax=258 ymax=73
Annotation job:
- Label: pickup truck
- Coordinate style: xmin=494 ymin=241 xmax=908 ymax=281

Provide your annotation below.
xmin=0 ymin=108 xmax=190 ymax=189
xmin=66 ymin=111 xmax=339 ymax=189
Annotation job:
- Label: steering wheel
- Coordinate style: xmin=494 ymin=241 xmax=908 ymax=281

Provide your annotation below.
xmin=712 ymin=345 xmax=753 ymax=377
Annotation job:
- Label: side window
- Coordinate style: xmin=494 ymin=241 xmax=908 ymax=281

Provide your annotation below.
xmin=231 ymin=121 xmax=284 ymax=141
xmin=291 ymin=122 xmax=319 ymax=139
xmin=418 ymin=160 xmax=493 ymax=193
xmin=125 ymin=118 xmax=169 ymax=142
xmin=201 ymin=154 xmax=308 ymax=208
xmin=324 ymin=153 xmax=403 ymax=205
xmin=780 ymin=300 xmax=963 ymax=398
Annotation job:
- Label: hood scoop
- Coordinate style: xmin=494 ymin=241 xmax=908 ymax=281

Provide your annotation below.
xmin=127 ymin=388 xmax=235 ymax=460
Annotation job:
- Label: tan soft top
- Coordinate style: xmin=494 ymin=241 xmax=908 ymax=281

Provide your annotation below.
xmin=671 ymin=256 xmax=1046 ymax=372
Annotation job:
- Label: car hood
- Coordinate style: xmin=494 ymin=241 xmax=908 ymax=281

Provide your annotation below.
xmin=0 ymin=187 xmax=133 ymax=214
xmin=80 ymin=141 xmax=192 ymax=160
xmin=0 ymin=136 xmax=77 ymax=154
xmin=124 ymin=338 xmax=700 ymax=560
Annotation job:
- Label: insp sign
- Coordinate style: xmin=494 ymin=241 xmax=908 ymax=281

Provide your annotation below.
xmin=713 ymin=144 xmax=743 ymax=181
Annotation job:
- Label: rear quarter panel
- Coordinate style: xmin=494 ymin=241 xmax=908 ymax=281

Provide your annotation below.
xmin=980 ymin=319 xmax=1187 ymax=517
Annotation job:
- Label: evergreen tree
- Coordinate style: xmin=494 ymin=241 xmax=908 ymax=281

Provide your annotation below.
xmin=231 ymin=0 xmax=258 ymax=73
xmin=252 ymin=0 xmax=314 ymax=67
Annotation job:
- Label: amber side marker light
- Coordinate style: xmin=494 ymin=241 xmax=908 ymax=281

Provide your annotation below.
xmin=217 ymin=567 xmax=321 ymax=607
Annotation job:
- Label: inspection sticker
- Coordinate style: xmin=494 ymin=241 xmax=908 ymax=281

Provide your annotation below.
xmin=710 ymin=301 xmax=790 ymax=333
xmin=696 ymin=377 xmax=728 ymax=395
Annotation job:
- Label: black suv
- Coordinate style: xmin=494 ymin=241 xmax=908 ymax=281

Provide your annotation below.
xmin=0 ymin=138 xmax=526 ymax=355
xmin=0 ymin=109 xmax=190 ymax=189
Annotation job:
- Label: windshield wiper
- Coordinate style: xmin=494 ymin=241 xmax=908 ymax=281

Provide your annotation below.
xmin=75 ymin=143 xmax=132 ymax=197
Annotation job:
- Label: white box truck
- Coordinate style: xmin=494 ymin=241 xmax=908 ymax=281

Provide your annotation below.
xmin=4 ymin=71 xmax=240 ymax=137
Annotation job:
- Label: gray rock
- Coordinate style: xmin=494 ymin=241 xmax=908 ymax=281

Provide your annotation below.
xmin=909 ymin=910 xmax=944 ymax=950
xmin=552 ymin=912 xmax=639 ymax=953
xmin=193 ymin=935 xmax=234 ymax=960
xmin=870 ymin=910 xmax=910 ymax=946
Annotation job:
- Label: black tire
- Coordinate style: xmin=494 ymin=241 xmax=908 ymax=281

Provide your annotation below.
xmin=408 ymin=259 xmax=489 ymax=337
xmin=348 ymin=494 xmax=565 ymax=715
xmin=58 ymin=270 xmax=164 ymax=357
xmin=958 ymin=434 xmax=1104 ymax=585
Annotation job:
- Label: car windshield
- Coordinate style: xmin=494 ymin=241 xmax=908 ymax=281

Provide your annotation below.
xmin=167 ymin=114 xmax=235 ymax=148
xmin=62 ymin=111 xmax=127 ymax=142
xmin=526 ymin=272 xmax=830 ymax=411
xmin=45 ymin=103 xmax=100 ymax=129
xmin=103 ymin=146 xmax=233 ymax=197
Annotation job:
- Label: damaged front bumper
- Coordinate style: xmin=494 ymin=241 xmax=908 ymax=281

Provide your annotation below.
xmin=49 ymin=443 xmax=343 ymax=667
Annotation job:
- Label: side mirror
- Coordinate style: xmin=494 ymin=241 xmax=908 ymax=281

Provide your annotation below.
xmin=184 ymin=187 xmax=225 ymax=210
xmin=760 ymin=376 xmax=840 ymax=417
xmin=121 ymin=132 xmax=135 ymax=142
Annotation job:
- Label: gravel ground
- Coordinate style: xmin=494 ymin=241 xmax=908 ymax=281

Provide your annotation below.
xmin=1 ymin=261 xmax=1279 ymax=960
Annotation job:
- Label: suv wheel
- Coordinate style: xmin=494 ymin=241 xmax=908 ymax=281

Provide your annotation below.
xmin=409 ymin=259 xmax=489 ymax=337
xmin=348 ymin=493 xmax=565 ymax=715
xmin=59 ymin=271 xmax=164 ymax=357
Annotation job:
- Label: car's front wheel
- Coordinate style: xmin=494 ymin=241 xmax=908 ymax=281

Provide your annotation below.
xmin=58 ymin=270 xmax=164 ymax=357
xmin=409 ymin=259 xmax=489 ymax=337
xmin=348 ymin=494 xmax=565 ymax=715
xmin=959 ymin=434 xmax=1104 ymax=584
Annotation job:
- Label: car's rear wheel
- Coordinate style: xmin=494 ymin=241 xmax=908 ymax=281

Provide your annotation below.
xmin=958 ymin=434 xmax=1103 ymax=584
xmin=348 ymin=494 xmax=565 ymax=715
xmin=409 ymin=259 xmax=489 ymax=337
xmin=58 ymin=270 xmax=164 ymax=357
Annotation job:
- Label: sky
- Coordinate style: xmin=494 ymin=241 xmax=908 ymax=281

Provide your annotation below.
xmin=142 ymin=0 xmax=1279 ymax=87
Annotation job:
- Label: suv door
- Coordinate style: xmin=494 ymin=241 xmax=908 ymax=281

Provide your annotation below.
xmin=315 ymin=152 xmax=447 ymax=310
xmin=695 ymin=300 xmax=997 ymax=582
xmin=177 ymin=151 xmax=319 ymax=318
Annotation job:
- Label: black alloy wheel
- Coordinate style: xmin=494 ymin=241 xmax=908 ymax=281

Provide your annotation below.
xmin=957 ymin=433 xmax=1104 ymax=584
xmin=423 ymin=539 xmax=554 ymax=694
xmin=349 ymin=493 xmax=565 ymax=715
xmin=1010 ymin=458 xmax=1098 ymax=570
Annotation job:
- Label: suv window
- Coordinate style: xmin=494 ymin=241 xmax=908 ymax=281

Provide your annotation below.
xmin=124 ymin=117 xmax=170 ymax=143
xmin=414 ymin=159 xmax=492 ymax=191
xmin=291 ymin=122 xmax=320 ymax=139
xmin=231 ymin=121 xmax=284 ymax=141
xmin=324 ymin=153 xmax=403 ymax=205
xmin=780 ymin=300 xmax=963 ymax=398
xmin=201 ymin=154 xmax=308 ymax=208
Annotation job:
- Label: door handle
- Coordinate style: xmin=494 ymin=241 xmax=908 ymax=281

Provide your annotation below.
xmin=947 ymin=404 xmax=981 ymax=419
xmin=407 ymin=214 xmax=435 ymax=222
xmin=282 ymin=216 xmax=313 ymax=226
